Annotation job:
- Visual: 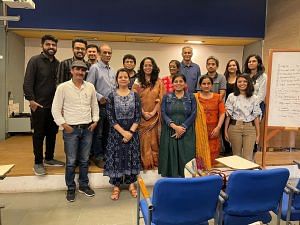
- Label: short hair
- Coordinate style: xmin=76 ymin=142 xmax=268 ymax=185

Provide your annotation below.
xmin=233 ymin=73 xmax=254 ymax=98
xmin=41 ymin=34 xmax=58 ymax=45
xmin=86 ymin=44 xmax=99 ymax=52
xmin=182 ymin=46 xmax=193 ymax=52
xmin=123 ymin=54 xmax=136 ymax=64
xmin=199 ymin=75 xmax=214 ymax=85
xmin=172 ymin=74 xmax=186 ymax=83
xmin=99 ymin=44 xmax=112 ymax=53
xmin=206 ymin=56 xmax=219 ymax=67
xmin=115 ymin=68 xmax=130 ymax=88
xmin=169 ymin=60 xmax=181 ymax=69
xmin=72 ymin=38 xmax=87 ymax=48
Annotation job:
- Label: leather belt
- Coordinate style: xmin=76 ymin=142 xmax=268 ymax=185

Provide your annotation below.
xmin=70 ymin=123 xmax=91 ymax=129
xmin=230 ymin=119 xmax=255 ymax=126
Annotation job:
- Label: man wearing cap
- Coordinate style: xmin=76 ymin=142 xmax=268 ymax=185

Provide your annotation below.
xmin=52 ymin=60 xmax=99 ymax=202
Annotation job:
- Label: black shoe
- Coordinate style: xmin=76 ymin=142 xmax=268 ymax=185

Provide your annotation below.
xmin=79 ymin=186 xmax=95 ymax=197
xmin=66 ymin=189 xmax=75 ymax=202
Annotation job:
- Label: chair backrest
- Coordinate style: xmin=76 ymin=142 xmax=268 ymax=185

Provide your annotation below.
xmin=151 ymin=175 xmax=223 ymax=225
xmin=224 ymin=168 xmax=289 ymax=216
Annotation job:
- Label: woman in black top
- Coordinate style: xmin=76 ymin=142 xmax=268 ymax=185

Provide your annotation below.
xmin=222 ymin=59 xmax=242 ymax=156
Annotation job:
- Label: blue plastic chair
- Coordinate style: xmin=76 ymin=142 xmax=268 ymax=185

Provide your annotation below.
xmin=221 ymin=168 xmax=290 ymax=225
xmin=274 ymin=161 xmax=300 ymax=225
xmin=137 ymin=175 xmax=223 ymax=225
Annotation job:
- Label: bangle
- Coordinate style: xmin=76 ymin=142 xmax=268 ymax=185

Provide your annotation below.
xmin=129 ymin=130 xmax=135 ymax=134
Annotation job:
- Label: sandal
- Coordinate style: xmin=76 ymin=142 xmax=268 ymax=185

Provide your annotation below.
xmin=129 ymin=183 xmax=137 ymax=198
xmin=111 ymin=187 xmax=120 ymax=200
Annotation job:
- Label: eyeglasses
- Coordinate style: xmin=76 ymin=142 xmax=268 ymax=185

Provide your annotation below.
xmin=74 ymin=47 xmax=86 ymax=51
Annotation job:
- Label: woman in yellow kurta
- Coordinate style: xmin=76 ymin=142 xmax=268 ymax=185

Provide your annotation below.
xmin=133 ymin=57 xmax=165 ymax=169
xmin=195 ymin=75 xmax=225 ymax=166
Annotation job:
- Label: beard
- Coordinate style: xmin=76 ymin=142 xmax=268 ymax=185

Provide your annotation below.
xmin=43 ymin=48 xmax=56 ymax=57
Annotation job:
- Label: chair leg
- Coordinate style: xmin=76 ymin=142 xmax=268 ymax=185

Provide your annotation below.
xmin=137 ymin=182 xmax=140 ymax=225
xmin=0 ymin=205 xmax=4 ymax=225
xmin=277 ymin=196 xmax=283 ymax=225
xmin=286 ymin=191 xmax=293 ymax=225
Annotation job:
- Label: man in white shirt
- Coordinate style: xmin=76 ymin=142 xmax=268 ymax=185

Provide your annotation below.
xmin=52 ymin=60 xmax=99 ymax=202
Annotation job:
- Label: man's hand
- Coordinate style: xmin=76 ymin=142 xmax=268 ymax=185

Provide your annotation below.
xmin=99 ymin=97 xmax=106 ymax=105
xmin=62 ymin=123 xmax=74 ymax=133
xmin=88 ymin=122 xmax=98 ymax=132
xmin=29 ymin=100 xmax=43 ymax=112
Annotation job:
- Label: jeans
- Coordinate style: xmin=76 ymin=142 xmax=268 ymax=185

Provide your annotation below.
xmin=63 ymin=127 xmax=93 ymax=190
xmin=31 ymin=108 xmax=58 ymax=164
xmin=91 ymin=105 xmax=109 ymax=160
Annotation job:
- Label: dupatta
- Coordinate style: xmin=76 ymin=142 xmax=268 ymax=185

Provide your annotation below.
xmin=194 ymin=92 xmax=212 ymax=170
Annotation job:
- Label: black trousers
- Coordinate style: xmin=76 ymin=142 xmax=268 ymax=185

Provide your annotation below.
xmin=31 ymin=108 xmax=58 ymax=164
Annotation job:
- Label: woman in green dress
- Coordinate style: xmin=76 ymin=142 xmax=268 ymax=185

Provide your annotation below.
xmin=158 ymin=74 xmax=196 ymax=177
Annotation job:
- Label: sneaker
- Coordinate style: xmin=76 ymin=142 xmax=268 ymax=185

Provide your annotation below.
xmin=66 ymin=189 xmax=75 ymax=202
xmin=44 ymin=159 xmax=65 ymax=167
xmin=79 ymin=186 xmax=95 ymax=197
xmin=33 ymin=164 xmax=46 ymax=176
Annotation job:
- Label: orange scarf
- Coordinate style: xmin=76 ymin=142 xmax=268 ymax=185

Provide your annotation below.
xmin=194 ymin=93 xmax=212 ymax=170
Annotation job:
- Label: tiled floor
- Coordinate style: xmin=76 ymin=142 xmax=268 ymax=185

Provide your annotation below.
xmin=0 ymin=187 xmax=298 ymax=225
xmin=0 ymin=188 xmax=140 ymax=225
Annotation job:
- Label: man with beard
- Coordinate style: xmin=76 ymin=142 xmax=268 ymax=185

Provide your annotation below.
xmin=86 ymin=44 xmax=115 ymax=168
xmin=86 ymin=44 xmax=99 ymax=65
xmin=57 ymin=38 xmax=90 ymax=84
xmin=23 ymin=34 xmax=65 ymax=176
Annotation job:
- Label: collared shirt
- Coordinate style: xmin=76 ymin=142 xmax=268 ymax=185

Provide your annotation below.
xmin=51 ymin=80 xmax=99 ymax=126
xmin=56 ymin=57 xmax=90 ymax=84
xmin=86 ymin=60 xmax=116 ymax=101
xmin=180 ymin=61 xmax=201 ymax=93
xmin=202 ymin=73 xmax=227 ymax=93
xmin=225 ymin=93 xmax=261 ymax=122
xmin=23 ymin=53 xmax=59 ymax=108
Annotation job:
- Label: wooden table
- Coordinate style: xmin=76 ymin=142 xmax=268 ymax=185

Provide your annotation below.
xmin=0 ymin=164 xmax=14 ymax=225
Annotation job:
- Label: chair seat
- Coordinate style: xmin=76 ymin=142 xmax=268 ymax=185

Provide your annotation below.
xmin=273 ymin=192 xmax=300 ymax=221
xmin=223 ymin=212 xmax=271 ymax=225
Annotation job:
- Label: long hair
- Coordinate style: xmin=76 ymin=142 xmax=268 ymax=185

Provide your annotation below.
xmin=243 ymin=54 xmax=265 ymax=83
xmin=137 ymin=57 xmax=160 ymax=88
xmin=233 ymin=73 xmax=254 ymax=98
xmin=224 ymin=59 xmax=241 ymax=80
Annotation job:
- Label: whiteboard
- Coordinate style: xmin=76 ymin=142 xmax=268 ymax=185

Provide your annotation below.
xmin=268 ymin=51 xmax=300 ymax=127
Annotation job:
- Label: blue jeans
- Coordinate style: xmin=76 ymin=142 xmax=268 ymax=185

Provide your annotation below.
xmin=91 ymin=105 xmax=109 ymax=160
xmin=63 ymin=127 xmax=93 ymax=190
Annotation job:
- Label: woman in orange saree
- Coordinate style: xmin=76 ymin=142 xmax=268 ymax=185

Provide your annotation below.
xmin=133 ymin=57 xmax=165 ymax=169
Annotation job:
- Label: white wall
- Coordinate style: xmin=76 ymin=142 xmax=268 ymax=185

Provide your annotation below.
xmin=25 ymin=38 xmax=244 ymax=76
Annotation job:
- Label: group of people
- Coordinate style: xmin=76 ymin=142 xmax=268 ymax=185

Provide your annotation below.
xmin=23 ymin=34 xmax=267 ymax=202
